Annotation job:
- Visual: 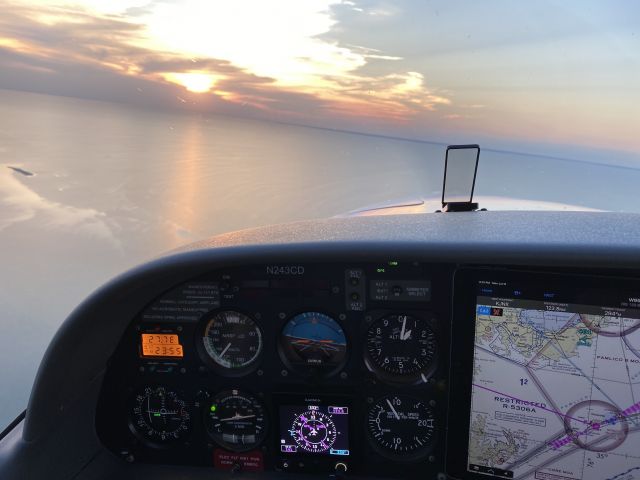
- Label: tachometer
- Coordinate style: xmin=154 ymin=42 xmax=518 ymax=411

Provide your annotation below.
xmin=200 ymin=310 xmax=263 ymax=375
xmin=367 ymin=395 xmax=435 ymax=460
xmin=129 ymin=386 xmax=190 ymax=444
xmin=279 ymin=312 xmax=347 ymax=375
xmin=365 ymin=314 xmax=437 ymax=384
xmin=204 ymin=389 xmax=267 ymax=452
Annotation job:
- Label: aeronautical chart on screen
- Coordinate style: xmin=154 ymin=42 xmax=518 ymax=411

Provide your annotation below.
xmin=468 ymin=300 xmax=640 ymax=480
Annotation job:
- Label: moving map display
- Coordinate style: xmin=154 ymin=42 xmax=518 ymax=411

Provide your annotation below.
xmin=468 ymin=280 xmax=640 ymax=480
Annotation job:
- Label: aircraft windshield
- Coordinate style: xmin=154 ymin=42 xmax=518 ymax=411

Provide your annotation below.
xmin=0 ymin=0 xmax=639 ymax=427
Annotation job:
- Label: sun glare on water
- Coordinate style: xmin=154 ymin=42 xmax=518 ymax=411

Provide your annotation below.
xmin=164 ymin=72 xmax=217 ymax=93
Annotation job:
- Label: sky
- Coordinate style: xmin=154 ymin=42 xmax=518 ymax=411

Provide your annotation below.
xmin=0 ymin=0 xmax=639 ymax=156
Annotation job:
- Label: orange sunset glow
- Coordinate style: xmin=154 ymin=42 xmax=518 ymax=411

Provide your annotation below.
xmin=0 ymin=0 xmax=638 ymax=153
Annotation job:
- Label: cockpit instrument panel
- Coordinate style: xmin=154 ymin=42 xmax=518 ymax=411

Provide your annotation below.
xmin=96 ymin=261 xmax=452 ymax=478
xmin=97 ymin=262 xmax=640 ymax=479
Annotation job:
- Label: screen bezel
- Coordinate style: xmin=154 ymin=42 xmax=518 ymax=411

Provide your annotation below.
xmin=446 ymin=267 xmax=640 ymax=480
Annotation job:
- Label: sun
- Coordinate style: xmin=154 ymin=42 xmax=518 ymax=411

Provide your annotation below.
xmin=164 ymin=72 xmax=217 ymax=93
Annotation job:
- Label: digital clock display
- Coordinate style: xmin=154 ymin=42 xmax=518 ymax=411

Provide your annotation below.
xmin=141 ymin=333 xmax=183 ymax=358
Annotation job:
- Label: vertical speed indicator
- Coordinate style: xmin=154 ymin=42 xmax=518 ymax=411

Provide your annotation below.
xmin=367 ymin=395 xmax=436 ymax=460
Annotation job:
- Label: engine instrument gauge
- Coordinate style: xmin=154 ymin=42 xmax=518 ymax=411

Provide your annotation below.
xmin=367 ymin=395 xmax=436 ymax=460
xmin=365 ymin=314 xmax=437 ymax=384
xmin=204 ymin=389 xmax=267 ymax=452
xmin=279 ymin=312 xmax=347 ymax=375
xmin=129 ymin=386 xmax=190 ymax=444
xmin=200 ymin=310 xmax=262 ymax=375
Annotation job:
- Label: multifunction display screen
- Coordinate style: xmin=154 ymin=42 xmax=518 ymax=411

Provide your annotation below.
xmin=279 ymin=404 xmax=350 ymax=456
xmin=468 ymin=278 xmax=640 ymax=480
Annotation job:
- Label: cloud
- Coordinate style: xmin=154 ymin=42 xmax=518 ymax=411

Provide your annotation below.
xmin=1 ymin=0 xmax=638 ymax=157
xmin=0 ymin=3 xmax=298 ymax=114
xmin=0 ymin=0 xmax=455 ymax=127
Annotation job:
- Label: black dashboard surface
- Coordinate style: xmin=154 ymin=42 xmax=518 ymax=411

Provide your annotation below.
xmin=2 ymin=212 xmax=640 ymax=480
